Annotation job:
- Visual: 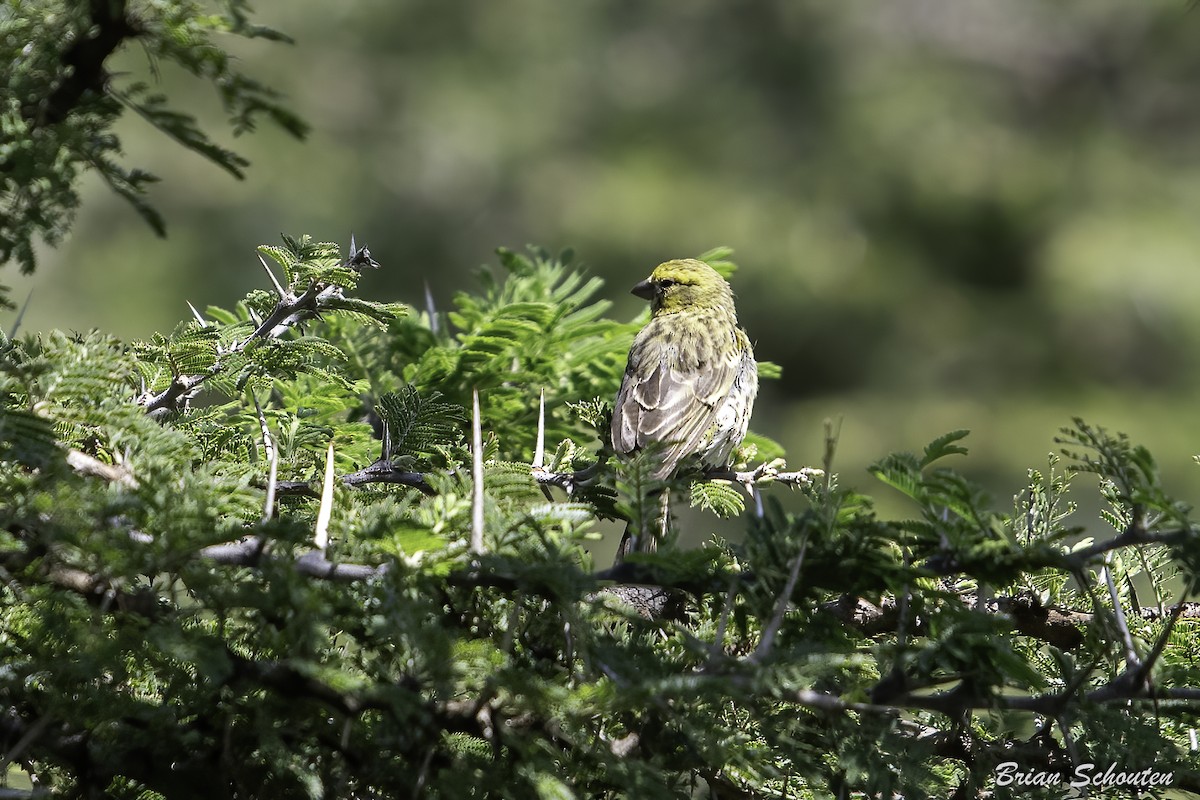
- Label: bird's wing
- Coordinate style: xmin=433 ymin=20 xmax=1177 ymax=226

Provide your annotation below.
xmin=612 ymin=321 xmax=744 ymax=477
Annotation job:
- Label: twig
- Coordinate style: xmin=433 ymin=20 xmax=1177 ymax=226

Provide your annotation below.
xmin=1063 ymin=524 xmax=1194 ymax=567
xmin=294 ymin=551 xmax=385 ymax=581
xmin=1128 ymin=595 xmax=1189 ymax=690
xmin=40 ymin=563 xmax=160 ymax=616
xmin=705 ymin=463 xmax=825 ymax=489
xmin=274 ymin=461 xmax=434 ymax=497
xmin=1101 ymin=556 xmax=1140 ymax=671
xmin=8 ymin=288 xmax=34 ymax=338
xmin=786 ymin=680 xmax=1200 ymax=718
xmin=749 ymin=535 xmax=808 ymax=663
xmin=532 ymin=461 xmax=602 ymax=492
xmin=471 ymin=388 xmax=484 ymax=555
xmin=197 ymin=538 xmax=384 ymax=581
xmin=1056 ymin=715 xmax=1081 ymax=768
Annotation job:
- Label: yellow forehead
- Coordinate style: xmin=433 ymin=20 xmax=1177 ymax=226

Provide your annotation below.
xmin=650 ymin=259 xmax=721 ymax=285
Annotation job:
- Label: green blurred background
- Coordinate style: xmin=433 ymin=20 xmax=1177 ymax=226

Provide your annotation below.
xmin=7 ymin=0 xmax=1200 ymax=506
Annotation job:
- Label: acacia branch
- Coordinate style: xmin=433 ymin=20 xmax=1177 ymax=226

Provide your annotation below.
xmin=274 ymin=459 xmax=434 ymax=497
xmin=55 ymin=437 xmax=1200 ymax=649
xmin=200 ymin=538 xmax=387 ymax=581
xmin=532 ymin=461 xmax=824 ymax=495
xmin=702 ymin=463 xmax=824 ymax=489
xmin=139 ymin=242 xmax=375 ymax=416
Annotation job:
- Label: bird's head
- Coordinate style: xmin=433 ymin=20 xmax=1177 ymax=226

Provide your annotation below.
xmin=631 ymin=259 xmax=735 ymax=315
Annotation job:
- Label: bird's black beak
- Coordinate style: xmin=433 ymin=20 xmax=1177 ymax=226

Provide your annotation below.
xmin=631 ymin=279 xmax=656 ymax=301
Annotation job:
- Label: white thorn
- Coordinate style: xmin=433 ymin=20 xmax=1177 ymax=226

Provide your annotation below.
xmin=424 ymin=281 xmax=439 ymax=335
xmin=253 ymin=393 xmax=278 ymax=521
xmin=186 ymin=301 xmax=207 ymax=327
xmin=248 ymin=307 xmax=264 ymax=326
xmin=532 ymin=389 xmax=546 ymax=470
xmin=314 ymin=441 xmax=336 ymax=553
xmin=264 ymin=448 xmax=279 ymax=523
xmin=471 ymin=389 xmax=485 ymax=555
xmin=258 ymin=254 xmax=288 ymax=298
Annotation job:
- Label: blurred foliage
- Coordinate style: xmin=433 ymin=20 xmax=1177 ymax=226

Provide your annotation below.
xmin=8 ymin=1 xmax=1200 ymax=509
xmin=0 ymin=0 xmax=305 ymax=278
xmin=2 ymin=237 xmax=1199 ymax=797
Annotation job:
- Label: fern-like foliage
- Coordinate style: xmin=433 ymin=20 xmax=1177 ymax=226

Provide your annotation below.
xmin=378 ymin=386 xmax=466 ymax=468
xmin=327 ymin=246 xmax=635 ymax=464
xmin=690 ymin=478 xmax=746 ymax=518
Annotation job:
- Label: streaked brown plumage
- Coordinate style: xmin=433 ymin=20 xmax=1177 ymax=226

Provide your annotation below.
xmin=611 ymin=259 xmax=758 ymax=479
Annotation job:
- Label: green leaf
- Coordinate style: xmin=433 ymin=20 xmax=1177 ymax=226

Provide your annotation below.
xmin=920 ymin=430 xmax=970 ymax=468
xmin=690 ymin=480 xmax=746 ymax=518
xmin=377 ymin=386 xmax=466 ymax=465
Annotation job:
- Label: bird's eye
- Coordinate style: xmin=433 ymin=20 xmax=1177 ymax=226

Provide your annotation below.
xmin=657 ymin=279 xmax=677 ymax=289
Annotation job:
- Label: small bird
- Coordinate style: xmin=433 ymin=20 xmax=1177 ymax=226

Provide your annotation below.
xmin=611 ymin=258 xmax=758 ymax=481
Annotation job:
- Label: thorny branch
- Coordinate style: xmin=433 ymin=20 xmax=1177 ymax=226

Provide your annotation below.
xmin=137 ymin=239 xmax=378 ymax=417
xmin=274 ymin=460 xmax=435 ymax=498
xmin=61 ymin=434 xmax=1200 ymax=647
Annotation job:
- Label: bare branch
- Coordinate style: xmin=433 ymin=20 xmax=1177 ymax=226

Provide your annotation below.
xmin=1128 ymin=595 xmax=1190 ymax=690
xmin=36 ymin=0 xmax=135 ymax=126
xmin=0 ymin=712 xmax=53 ymax=777
xmin=815 ymin=591 xmax=1200 ymax=651
xmin=40 ymin=563 xmax=161 ymax=617
xmin=787 ymin=679 xmax=1200 ymax=719
xmin=199 ymin=538 xmax=384 ymax=581
xmin=709 ymin=577 xmax=740 ymax=660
